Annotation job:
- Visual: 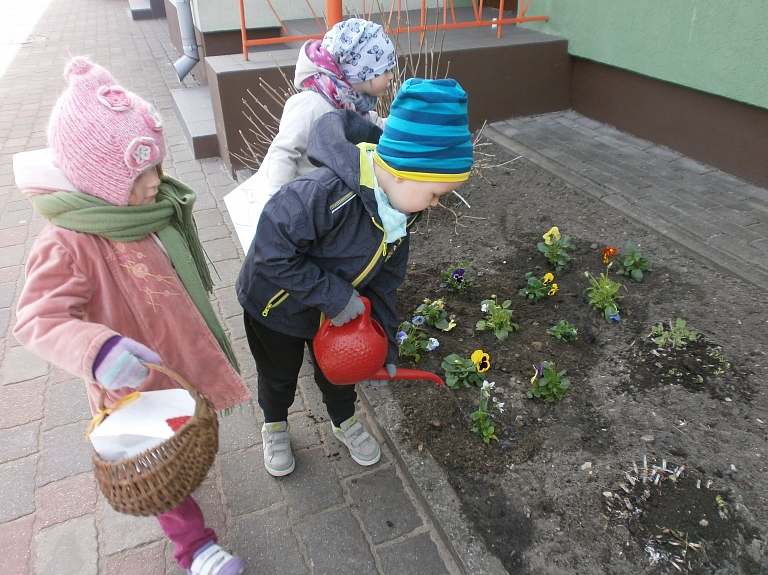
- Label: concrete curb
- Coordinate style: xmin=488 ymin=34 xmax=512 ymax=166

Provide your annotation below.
xmin=481 ymin=126 xmax=768 ymax=291
xmin=358 ymin=384 xmax=508 ymax=575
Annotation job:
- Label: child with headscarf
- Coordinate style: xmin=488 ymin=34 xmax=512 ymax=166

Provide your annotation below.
xmin=227 ymin=18 xmax=396 ymax=250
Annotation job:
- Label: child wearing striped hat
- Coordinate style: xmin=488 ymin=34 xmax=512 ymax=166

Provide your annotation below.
xmin=237 ymin=78 xmax=473 ymax=477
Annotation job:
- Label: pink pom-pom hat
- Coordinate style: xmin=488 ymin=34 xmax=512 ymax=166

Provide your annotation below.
xmin=47 ymin=56 xmax=166 ymax=206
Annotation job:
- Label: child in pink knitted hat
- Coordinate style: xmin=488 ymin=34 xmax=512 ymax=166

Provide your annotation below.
xmin=12 ymin=56 xmax=249 ymax=575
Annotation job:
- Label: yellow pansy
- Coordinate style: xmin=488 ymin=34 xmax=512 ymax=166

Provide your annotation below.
xmin=542 ymin=273 xmax=554 ymax=285
xmin=471 ymin=349 xmax=491 ymax=372
xmin=543 ymin=226 xmax=561 ymax=245
xmin=548 ymin=283 xmax=559 ymax=296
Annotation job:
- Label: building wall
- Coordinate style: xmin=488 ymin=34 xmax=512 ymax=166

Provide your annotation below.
xmin=191 ymin=0 xmax=444 ymax=34
xmin=521 ymin=0 xmax=768 ymax=110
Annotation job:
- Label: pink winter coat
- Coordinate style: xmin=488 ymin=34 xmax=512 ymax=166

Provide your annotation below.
xmin=13 ymin=152 xmax=251 ymax=415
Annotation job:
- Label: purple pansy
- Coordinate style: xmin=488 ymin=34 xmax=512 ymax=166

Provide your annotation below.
xmin=451 ymin=269 xmax=465 ymax=285
xmin=397 ymin=331 xmax=408 ymax=344
xmin=412 ymin=315 xmax=425 ymax=326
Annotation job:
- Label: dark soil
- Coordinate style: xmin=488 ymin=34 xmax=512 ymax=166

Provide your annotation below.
xmin=390 ymin=139 xmax=768 ymax=574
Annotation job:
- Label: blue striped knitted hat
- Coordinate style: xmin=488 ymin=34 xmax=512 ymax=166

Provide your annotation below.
xmin=374 ymin=78 xmax=473 ymax=182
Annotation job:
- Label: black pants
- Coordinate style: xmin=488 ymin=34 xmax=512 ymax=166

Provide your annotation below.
xmin=243 ymin=312 xmax=357 ymax=427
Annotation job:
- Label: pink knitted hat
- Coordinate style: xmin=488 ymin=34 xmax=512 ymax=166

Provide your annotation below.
xmin=47 ymin=57 xmax=166 ymax=206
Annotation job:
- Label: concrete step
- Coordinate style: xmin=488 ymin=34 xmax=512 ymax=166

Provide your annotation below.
xmin=171 ymin=86 xmax=219 ymax=159
xmin=129 ymin=0 xmax=165 ymax=20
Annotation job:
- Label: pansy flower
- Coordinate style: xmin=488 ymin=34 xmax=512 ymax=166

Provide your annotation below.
xmin=542 ymin=272 xmax=554 ymax=285
xmin=531 ymin=364 xmax=544 ymax=383
xmin=412 ymin=315 xmax=425 ymax=326
xmin=602 ymin=246 xmax=618 ymax=264
xmin=548 ymin=283 xmax=559 ymax=296
xmin=609 ymin=313 xmax=621 ymax=323
xmin=481 ymin=381 xmax=496 ymax=392
xmin=451 ymin=269 xmax=465 ymax=285
xmin=396 ymin=331 xmax=408 ymax=343
xmin=471 ymin=349 xmax=491 ymax=372
xmin=543 ymin=227 xmax=561 ymax=246
xmin=426 ymin=338 xmax=439 ymax=351
xmin=480 ymin=302 xmax=489 ymax=313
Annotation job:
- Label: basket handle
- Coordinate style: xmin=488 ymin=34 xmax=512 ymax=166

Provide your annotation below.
xmin=97 ymin=362 xmax=202 ymax=412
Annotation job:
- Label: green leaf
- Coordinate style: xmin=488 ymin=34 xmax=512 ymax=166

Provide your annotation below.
xmin=476 ymin=320 xmax=486 ymax=330
xmin=496 ymin=329 xmax=509 ymax=341
xmin=631 ymin=268 xmax=643 ymax=282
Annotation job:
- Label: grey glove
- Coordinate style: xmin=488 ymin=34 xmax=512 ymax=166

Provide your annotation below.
xmin=330 ymin=290 xmax=365 ymax=326
xmin=361 ymin=363 xmax=397 ymax=387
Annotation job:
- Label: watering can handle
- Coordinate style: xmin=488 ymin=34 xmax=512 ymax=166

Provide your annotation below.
xmin=317 ymin=295 xmax=371 ymax=338
xmin=371 ymin=367 xmax=444 ymax=386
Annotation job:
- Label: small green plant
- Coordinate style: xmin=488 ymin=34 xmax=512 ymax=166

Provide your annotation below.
xmin=617 ymin=241 xmax=652 ymax=282
xmin=518 ymin=272 xmax=558 ymax=303
xmin=651 ymin=318 xmax=698 ymax=349
xmin=441 ymin=349 xmax=489 ymax=389
xmin=470 ymin=381 xmax=504 ymax=444
xmin=414 ymin=298 xmax=455 ymax=331
xmin=476 ymin=295 xmax=519 ymax=341
xmin=440 ymin=262 xmax=477 ymax=293
xmin=548 ymin=320 xmax=578 ymax=342
xmin=397 ymin=318 xmax=439 ymax=362
xmin=584 ymin=266 xmax=624 ymax=322
xmin=537 ymin=226 xmax=576 ymax=270
xmin=527 ymin=362 xmax=571 ymax=402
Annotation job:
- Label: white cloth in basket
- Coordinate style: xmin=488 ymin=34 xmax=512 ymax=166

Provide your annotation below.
xmin=89 ymin=389 xmax=195 ymax=461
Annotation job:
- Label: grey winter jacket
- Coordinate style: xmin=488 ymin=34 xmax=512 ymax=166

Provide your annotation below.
xmin=236 ymin=109 xmax=418 ymax=364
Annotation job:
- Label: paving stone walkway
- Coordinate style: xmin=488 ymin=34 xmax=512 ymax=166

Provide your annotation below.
xmin=0 ymin=1 xmax=464 ymax=573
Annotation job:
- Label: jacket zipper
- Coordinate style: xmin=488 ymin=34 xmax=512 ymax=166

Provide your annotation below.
xmin=261 ymin=218 xmax=387 ymax=319
xmin=261 ymin=290 xmax=290 ymax=317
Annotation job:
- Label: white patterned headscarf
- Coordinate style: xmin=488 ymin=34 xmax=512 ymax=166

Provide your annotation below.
xmin=321 ymin=18 xmax=396 ymax=84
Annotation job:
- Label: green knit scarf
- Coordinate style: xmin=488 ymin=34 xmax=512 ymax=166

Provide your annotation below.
xmin=31 ymin=175 xmax=239 ymax=372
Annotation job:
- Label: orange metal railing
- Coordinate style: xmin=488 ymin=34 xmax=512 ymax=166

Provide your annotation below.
xmin=238 ymin=0 xmax=547 ymax=60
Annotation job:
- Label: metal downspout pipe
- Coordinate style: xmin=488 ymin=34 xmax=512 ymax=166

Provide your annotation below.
xmin=173 ymin=0 xmax=199 ymax=81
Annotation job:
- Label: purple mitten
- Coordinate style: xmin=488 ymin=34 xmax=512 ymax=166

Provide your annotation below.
xmin=93 ymin=336 xmax=162 ymax=390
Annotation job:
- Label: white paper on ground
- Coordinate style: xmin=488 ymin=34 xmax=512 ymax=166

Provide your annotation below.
xmin=89 ymin=389 xmax=196 ymax=461
xmin=223 ymin=170 xmax=271 ymax=254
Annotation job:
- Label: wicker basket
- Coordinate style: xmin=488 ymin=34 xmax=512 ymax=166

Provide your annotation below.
xmin=91 ymin=363 xmax=219 ymax=516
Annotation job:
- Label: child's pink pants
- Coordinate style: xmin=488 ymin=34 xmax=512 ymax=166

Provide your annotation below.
xmin=156 ymin=496 xmax=217 ymax=569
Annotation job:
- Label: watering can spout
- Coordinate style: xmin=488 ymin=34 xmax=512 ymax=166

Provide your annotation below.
xmin=371 ymin=367 xmax=444 ymax=386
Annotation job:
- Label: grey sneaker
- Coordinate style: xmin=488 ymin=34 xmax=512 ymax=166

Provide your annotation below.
xmin=262 ymin=422 xmax=294 ymax=476
xmin=332 ymin=415 xmax=381 ymax=466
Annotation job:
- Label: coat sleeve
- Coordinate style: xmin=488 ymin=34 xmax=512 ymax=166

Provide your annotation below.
xmin=253 ymin=184 xmax=355 ymax=319
xmin=13 ymin=233 xmax=116 ymax=382
xmin=359 ymin=234 xmax=410 ymax=365
xmin=261 ymin=94 xmax=329 ymax=196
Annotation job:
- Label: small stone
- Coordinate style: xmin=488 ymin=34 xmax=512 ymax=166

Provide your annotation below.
xmin=641 ymin=435 xmax=655 ymax=442
xmin=590 ymin=243 xmax=598 ymax=250
xmin=532 ymin=341 xmax=542 ymax=351
xmin=581 ymin=462 xmax=592 ymax=470
xmin=700 ymin=519 xmax=709 ymax=527
xmin=429 ymin=420 xmax=442 ymax=428
xmin=724 ymin=397 xmax=732 ymax=402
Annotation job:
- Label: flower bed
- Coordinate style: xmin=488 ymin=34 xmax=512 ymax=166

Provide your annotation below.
xmin=387 ymin=141 xmax=767 ymax=574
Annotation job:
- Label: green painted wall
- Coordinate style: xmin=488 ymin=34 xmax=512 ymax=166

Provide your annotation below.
xmin=521 ymin=0 xmax=768 ymax=110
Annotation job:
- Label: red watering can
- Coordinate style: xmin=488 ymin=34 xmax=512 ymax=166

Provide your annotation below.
xmin=314 ymin=296 xmax=444 ymax=386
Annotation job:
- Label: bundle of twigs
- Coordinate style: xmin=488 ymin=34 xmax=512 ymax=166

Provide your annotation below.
xmin=233 ymin=4 xmax=451 ymax=170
